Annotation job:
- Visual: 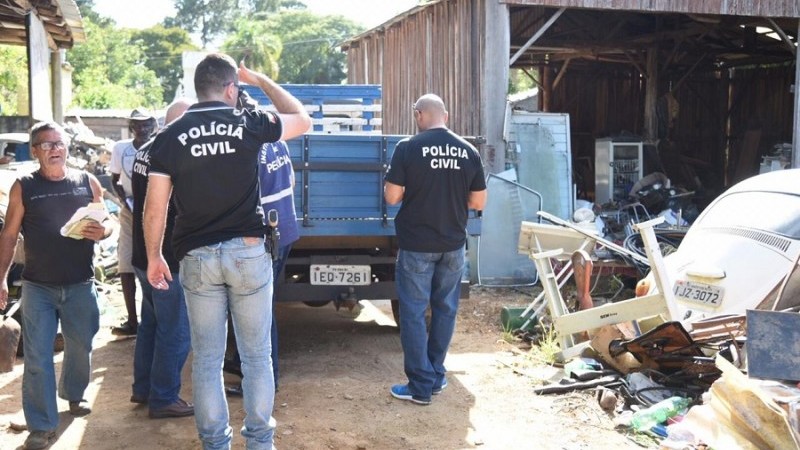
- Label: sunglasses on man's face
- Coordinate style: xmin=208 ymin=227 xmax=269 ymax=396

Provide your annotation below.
xmin=34 ymin=141 xmax=67 ymax=151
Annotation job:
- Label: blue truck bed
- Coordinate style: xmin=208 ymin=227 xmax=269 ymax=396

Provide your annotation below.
xmin=243 ymin=84 xmax=478 ymax=306
xmin=286 ymin=133 xmax=404 ymax=236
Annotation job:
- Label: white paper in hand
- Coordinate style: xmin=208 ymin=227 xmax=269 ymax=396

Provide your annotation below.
xmin=60 ymin=202 xmax=108 ymax=240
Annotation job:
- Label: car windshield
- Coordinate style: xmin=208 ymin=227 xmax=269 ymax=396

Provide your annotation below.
xmin=696 ymin=191 xmax=800 ymax=239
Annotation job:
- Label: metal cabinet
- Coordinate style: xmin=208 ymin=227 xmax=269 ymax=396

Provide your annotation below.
xmin=594 ymin=138 xmax=643 ymax=204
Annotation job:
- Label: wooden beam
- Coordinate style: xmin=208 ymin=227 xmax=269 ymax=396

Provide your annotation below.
xmin=671 ymin=52 xmax=707 ymax=93
xmin=0 ymin=37 xmax=26 ymax=46
xmin=520 ymin=67 xmax=542 ymax=88
xmin=765 ymin=17 xmax=797 ymax=56
xmin=660 ymin=38 xmax=684 ymax=73
xmin=624 ymin=50 xmax=646 ymax=77
xmin=541 ymin=64 xmax=553 ymax=112
xmin=9 ymin=0 xmax=32 ymax=10
xmin=509 ymin=7 xmax=565 ymax=66
xmin=792 ymin=20 xmax=800 ymax=168
xmin=552 ymin=57 xmax=571 ymax=89
xmin=482 ymin=0 xmax=510 ymax=174
xmin=643 ymin=45 xmax=658 ymax=143
xmin=513 ymin=8 xmax=547 ymax=44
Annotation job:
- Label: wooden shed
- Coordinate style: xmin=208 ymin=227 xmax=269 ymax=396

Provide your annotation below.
xmin=342 ymin=0 xmax=800 ymax=202
xmin=0 ymin=0 xmax=85 ymax=125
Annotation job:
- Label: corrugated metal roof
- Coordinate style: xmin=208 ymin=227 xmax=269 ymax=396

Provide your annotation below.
xmin=500 ymin=0 xmax=800 ymax=19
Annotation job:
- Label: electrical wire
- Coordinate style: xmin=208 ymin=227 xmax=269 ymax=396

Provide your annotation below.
xmin=620 ymin=228 xmax=686 ymax=276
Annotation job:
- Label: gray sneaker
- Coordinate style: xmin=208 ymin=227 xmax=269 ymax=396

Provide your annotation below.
xmin=24 ymin=430 xmax=56 ymax=450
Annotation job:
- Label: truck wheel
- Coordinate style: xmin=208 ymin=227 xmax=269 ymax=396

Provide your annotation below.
xmin=303 ymin=301 xmax=331 ymax=308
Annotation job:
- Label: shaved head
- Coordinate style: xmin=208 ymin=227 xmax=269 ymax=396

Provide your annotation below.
xmin=413 ymin=94 xmax=447 ymax=115
xmin=413 ymin=93 xmax=448 ymax=131
xmin=165 ymin=98 xmax=192 ymax=124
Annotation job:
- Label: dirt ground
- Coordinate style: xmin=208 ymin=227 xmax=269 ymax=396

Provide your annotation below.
xmin=0 ymin=282 xmax=653 ymax=449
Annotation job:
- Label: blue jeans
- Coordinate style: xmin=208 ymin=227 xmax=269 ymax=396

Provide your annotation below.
xmin=132 ymin=268 xmax=190 ymax=409
xmin=228 ymin=243 xmax=291 ymax=387
xmin=180 ymin=237 xmax=275 ymax=450
xmin=396 ymin=247 xmax=465 ymax=400
xmin=20 ymin=280 xmax=99 ymax=431
xmin=270 ymin=243 xmax=291 ymax=386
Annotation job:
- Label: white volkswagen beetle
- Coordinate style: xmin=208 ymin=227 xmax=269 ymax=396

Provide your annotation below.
xmin=640 ymin=169 xmax=800 ymax=322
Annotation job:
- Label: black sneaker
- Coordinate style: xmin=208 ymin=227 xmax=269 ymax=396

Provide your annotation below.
xmin=112 ymin=322 xmax=137 ymax=336
xmin=224 ymin=384 xmax=243 ymax=397
xmin=24 ymin=430 xmax=56 ymax=450
xmin=149 ymin=398 xmax=194 ymax=419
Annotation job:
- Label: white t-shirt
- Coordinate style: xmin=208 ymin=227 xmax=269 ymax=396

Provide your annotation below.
xmin=110 ymin=139 xmax=137 ymax=198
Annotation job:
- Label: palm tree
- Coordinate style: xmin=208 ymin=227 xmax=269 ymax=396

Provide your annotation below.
xmin=222 ymin=20 xmax=283 ymax=79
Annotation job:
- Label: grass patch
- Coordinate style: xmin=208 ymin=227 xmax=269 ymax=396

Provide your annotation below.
xmin=527 ymin=324 xmax=560 ymax=365
xmin=500 ymin=322 xmax=519 ymax=344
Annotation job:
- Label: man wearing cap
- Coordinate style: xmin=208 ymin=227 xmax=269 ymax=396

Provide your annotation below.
xmin=129 ymin=99 xmax=194 ymax=419
xmin=110 ymin=108 xmax=156 ymax=336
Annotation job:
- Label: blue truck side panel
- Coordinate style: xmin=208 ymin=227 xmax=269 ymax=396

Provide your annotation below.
xmin=286 ymin=133 xmax=405 ymax=237
xmin=242 ymin=84 xmax=478 ymax=304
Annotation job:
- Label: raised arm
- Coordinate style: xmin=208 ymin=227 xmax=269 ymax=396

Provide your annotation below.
xmin=238 ymin=62 xmax=311 ymax=141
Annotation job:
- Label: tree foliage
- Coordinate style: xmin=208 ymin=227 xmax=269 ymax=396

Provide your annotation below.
xmin=132 ymin=25 xmax=198 ymax=103
xmin=508 ymin=69 xmax=538 ymax=95
xmin=165 ymin=0 xmax=241 ymax=48
xmin=74 ymin=0 xmax=112 ymax=26
xmin=265 ymin=11 xmax=364 ymax=84
xmin=248 ymin=0 xmax=306 ymax=14
xmin=67 ymin=18 xmax=163 ymax=109
xmin=0 ymin=45 xmax=27 ymax=115
xmin=164 ymin=0 xmax=307 ymax=47
xmin=222 ymin=20 xmax=282 ymax=78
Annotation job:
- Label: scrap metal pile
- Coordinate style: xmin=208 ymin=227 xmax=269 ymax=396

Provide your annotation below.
xmin=516 ymin=181 xmax=800 ymax=449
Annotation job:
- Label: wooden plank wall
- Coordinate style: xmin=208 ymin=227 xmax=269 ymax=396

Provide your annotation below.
xmin=551 ymin=63 xmax=795 ymax=199
xmin=550 ymin=66 xmax=644 ymax=191
xmin=726 ymin=65 xmax=796 ymax=179
xmin=346 ymin=0 xmax=484 ymax=137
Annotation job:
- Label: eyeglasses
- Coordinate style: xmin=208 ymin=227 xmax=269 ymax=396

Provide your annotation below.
xmin=224 ymin=80 xmax=239 ymax=89
xmin=34 ymin=141 xmax=67 ymax=151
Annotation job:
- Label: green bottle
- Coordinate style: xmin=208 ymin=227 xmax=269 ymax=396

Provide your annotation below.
xmin=629 ymin=396 xmax=690 ymax=432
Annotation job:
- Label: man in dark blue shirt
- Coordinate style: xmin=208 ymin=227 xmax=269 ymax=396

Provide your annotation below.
xmin=130 ymin=99 xmax=194 ymax=419
xmin=384 ymin=94 xmax=486 ymax=405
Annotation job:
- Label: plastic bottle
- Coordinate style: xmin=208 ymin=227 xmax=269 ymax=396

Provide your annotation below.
xmin=629 ymin=396 xmax=690 ymax=432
